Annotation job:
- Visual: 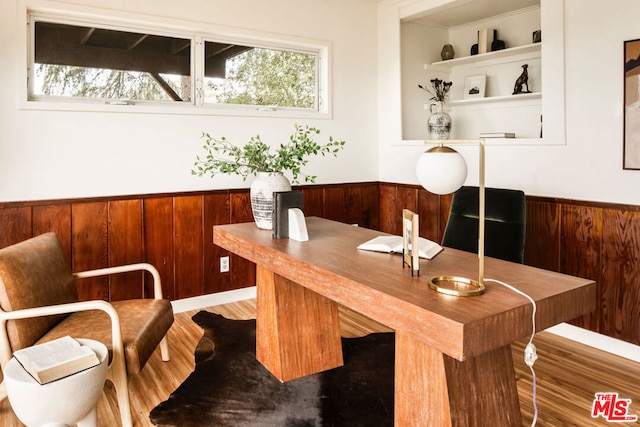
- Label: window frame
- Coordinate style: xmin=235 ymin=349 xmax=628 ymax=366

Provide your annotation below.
xmin=197 ymin=35 xmax=324 ymax=113
xmin=19 ymin=0 xmax=332 ymax=119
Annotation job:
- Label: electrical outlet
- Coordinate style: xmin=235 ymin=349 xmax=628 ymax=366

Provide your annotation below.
xmin=220 ymin=256 xmax=230 ymax=273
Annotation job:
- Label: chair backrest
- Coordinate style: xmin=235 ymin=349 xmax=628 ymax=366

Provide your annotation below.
xmin=442 ymin=186 xmax=526 ymax=263
xmin=0 ymin=233 xmax=79 ymax=350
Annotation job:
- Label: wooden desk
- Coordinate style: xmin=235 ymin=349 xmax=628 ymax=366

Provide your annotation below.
xmin=214 ymin=217 xmax=595 ymax=426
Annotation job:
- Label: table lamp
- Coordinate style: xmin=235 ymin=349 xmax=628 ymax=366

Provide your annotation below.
xmin=415 ymin=140 xmax=486 ymax=297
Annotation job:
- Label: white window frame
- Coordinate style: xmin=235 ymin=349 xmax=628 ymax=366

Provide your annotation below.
xmin=197 ymin=35 xmax=325 ymax=113
xmin=18 ymin=0 xmax=332 ymax=119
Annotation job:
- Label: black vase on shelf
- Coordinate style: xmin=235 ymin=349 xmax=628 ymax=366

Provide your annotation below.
xmin=533 ymin=30 xmax=541 ymax=43
xmin=491 ymin=29 xmax=505 ymax=51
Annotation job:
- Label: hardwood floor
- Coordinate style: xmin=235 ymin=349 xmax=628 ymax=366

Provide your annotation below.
xmin=1 ymin=298 xmax=639 ymax=426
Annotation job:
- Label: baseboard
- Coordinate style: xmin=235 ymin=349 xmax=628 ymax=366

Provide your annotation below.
xmin=170 ymin=286 xmax=640 ymax=363
xmin=170 ymin=287 xmax=257 ymax=314
xmin=545 ymin=323 xmax=640 ymax=363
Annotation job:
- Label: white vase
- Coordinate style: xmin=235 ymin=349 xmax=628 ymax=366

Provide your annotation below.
xmin=250 ymin=172 xmax=291 ymax=230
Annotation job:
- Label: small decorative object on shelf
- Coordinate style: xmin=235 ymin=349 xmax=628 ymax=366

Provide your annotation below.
xmin=419 ymin=79 xmax=453 ymax=140
xmin=427 ymin=102 xmax=452 ymax=140
xmin=532 ymin=30 xmax=542 ymax=43
xmin=513 ymin=64 xmax=532 ymax=95
xmin=491 ymin=29 xmax=506 ymax=51
xmin=540 ymin=114 xmax=543 ymax=138
xmin=463 ymin=75 xmax=486 ymax=100
xmin=478 ymin=28 xmax=492 ymax=54
xmin=440 ymin=44 xmax=455 ymax=60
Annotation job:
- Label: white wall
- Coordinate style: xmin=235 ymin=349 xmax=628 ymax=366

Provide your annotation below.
xmin=379 ymin=0 xmax=640 ymax=206
xmin=3 ymin=0 xmax=640 ymax=206
xmin=0 ymin=0 xmax=379 ymax=201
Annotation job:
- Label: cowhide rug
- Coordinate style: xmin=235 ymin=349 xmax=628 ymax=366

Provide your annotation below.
xmin=150 ymin=310 xmax=394 ymax=426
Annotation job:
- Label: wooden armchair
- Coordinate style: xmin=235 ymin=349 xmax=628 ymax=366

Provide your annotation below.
xmin=0 ymin=232 xmax=174 ymax=427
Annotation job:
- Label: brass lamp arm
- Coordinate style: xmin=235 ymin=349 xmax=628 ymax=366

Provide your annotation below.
xmin=423 ymin=139 xmax=486 ymax=295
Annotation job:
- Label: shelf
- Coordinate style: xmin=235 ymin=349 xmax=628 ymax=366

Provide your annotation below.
xmin=449 ymin=92 xmax=541 ymax=106
xmin=401 ymin=1 xmax=565 ymax=144
xmin=427 ymin=43 xmax=541 ymax=72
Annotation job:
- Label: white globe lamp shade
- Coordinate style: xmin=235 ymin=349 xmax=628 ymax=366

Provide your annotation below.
xmin=416 ymin=146 xmax=468 ymax=195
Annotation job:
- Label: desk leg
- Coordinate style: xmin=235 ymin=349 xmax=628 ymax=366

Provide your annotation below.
xmin=255 ymin=265 xmax=343 ymax=382
xmin=395 ymin=332 xmax=521 ymax=427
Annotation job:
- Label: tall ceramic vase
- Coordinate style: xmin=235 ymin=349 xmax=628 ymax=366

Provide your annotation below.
xmin=250 ymin=172 xmax=291 ymax=230
xmin=427 ymin=101 xmax=452 ymax=140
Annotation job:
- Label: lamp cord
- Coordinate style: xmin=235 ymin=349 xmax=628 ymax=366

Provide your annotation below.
xmin=485 ymin=278 xmax=538 ymax=427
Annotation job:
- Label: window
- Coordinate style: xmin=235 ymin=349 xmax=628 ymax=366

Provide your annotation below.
xmin=32 ymin=21 xmax=192 ymax=103
xmin=203 ymin=42 xmax=318 ymax=110
xmin=26 ymin=9 xmax=328 ymax=116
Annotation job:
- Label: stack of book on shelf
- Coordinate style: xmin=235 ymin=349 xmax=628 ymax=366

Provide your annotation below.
xmin=480 ymin=132 xmax=515 ymax=138
xmin=12 ymin=336 xmax=100 ymax=384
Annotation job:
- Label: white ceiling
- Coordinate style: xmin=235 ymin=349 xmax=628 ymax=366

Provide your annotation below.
xmin=407 ymin=0 xmax=539 ymax=27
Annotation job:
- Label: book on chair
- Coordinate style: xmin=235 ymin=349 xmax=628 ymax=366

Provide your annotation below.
xmin=13 ymin=336 xmax=100 ymax=384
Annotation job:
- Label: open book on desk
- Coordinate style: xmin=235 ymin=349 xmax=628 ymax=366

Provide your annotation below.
xmin=357 ymin=235 xmax=443 ymax=260
xmin=12 ymin=335 xmax=100 ymax=384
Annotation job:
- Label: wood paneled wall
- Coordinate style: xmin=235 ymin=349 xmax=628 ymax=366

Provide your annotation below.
xmin=1 ymin=182 xmax=639 ymax=346
xmin=524 ymin=197 xmax=640 ymax=345
xmin=375 ymin=184 xmax=640 ymax=346
xmin=0 ymin=183 xmax=379 ymax=301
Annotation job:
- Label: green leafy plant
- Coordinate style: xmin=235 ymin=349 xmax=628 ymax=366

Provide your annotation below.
xmin=418 ymin=78 xmax=453 ymax=102
xmin=192 ymin=124 xmax=346 ymax=184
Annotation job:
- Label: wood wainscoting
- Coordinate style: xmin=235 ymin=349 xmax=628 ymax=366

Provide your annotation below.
xmin=1 ymin=181 xmax=639 ymax=347
xmin=377 ymin=183 xmax=640 ymax=347
xmin=0 ymin=183 xmax=379 ymax=302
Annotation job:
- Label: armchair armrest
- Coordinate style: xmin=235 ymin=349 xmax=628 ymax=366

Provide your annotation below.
xmin=73 ymin=263 xmax=164 ymax=300
xmin=0 ymin=300 xmax=131 ymax=424
xmin=0 ymin=300 xmax=123 ymax=371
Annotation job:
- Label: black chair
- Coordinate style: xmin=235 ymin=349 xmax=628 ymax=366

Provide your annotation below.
xmin=441 ymin=186 xmax=526 ymax=263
